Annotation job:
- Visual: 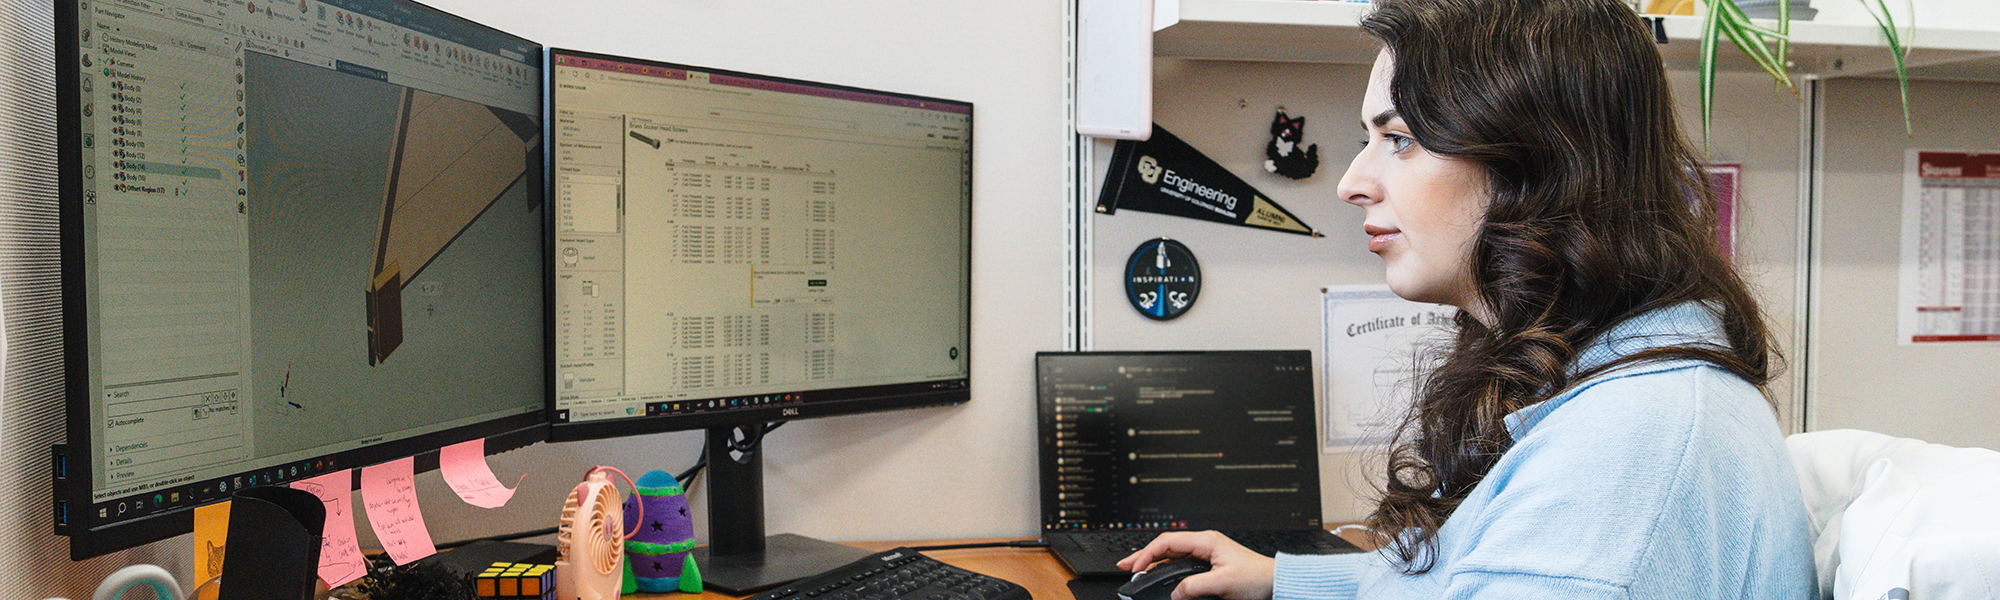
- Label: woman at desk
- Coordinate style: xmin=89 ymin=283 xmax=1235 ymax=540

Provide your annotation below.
xmin=1120 ymin=0 xmax=1814 ymax=598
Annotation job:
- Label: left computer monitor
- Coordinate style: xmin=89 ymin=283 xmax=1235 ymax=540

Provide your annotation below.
xmin=54 ymin=0 xmax=547 ymax=559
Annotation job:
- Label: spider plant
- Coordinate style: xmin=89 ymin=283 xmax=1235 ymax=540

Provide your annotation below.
xmin=1697 ymin=0 xmax=1914 ymax=145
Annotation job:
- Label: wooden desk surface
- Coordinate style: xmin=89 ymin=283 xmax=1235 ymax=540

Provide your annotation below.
xmin=632 ymin=529 xmax=1376 ymax=600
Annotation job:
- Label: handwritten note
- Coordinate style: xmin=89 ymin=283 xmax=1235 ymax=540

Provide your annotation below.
xmin=439 ymin=438 xmax=523 ymax=509
xmin=291 ymin=471 xmax=368 ymax=587
xmin=360 ymin=457 xmax=437 ymax=565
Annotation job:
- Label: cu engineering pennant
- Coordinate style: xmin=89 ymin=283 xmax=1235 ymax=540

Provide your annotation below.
xmin=1097 ymin=124 xmax=1321 ymax=237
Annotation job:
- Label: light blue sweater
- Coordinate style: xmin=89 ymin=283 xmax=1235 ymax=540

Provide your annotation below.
xmin=1276 ymin=303 xmax=1815 ymax=599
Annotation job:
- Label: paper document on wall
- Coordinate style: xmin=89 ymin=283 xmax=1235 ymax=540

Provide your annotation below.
xmin=1899 ymin=149 xmax=2000 ymax=344
xmin=1321 ymin=285 xmax=1455 ymax=452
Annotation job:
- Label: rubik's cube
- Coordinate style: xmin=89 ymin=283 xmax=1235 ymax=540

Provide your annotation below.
xmin=475 ymin=562 xmax=556 ymax=600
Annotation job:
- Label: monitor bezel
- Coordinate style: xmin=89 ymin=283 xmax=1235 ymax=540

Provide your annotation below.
xmin=541 ymin=48 xmax=976 ymax=444
xmin=54 ymin=0 xmax=552 ymax=560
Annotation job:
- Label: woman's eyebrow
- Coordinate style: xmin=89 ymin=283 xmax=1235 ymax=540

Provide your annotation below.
xmin=1370 ymin=109 xmax=1401 ymax=128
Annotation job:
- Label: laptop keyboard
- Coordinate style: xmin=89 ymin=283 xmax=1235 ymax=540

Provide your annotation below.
xmin=1072 ymin=530 xmax=1350 ymax=556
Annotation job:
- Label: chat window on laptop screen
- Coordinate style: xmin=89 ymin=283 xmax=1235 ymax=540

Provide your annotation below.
xmin=549 ymin=54 xmax=973 ymax=423
xmin=1042 ymin=353 xmax=1321 ymax=532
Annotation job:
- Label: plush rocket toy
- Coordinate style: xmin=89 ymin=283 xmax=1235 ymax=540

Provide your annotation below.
xmin=621 ymin=470 xmax=702 ymax=594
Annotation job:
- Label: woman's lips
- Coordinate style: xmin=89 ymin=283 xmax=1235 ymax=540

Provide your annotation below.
xmin=1364 ymin=225 xmax=1400 ymax=253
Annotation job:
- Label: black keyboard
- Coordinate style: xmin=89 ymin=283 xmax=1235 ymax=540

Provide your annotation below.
xmin=747 ymin=548 xmax=1031 ymax=600
xmin=1074 ymin=529 xmax=1350 ymax=556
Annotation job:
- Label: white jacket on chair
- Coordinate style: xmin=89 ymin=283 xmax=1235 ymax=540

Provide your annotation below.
xmin=1788 ymin=429 xmax=2000 ymax=600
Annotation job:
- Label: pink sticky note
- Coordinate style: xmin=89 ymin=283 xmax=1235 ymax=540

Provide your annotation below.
xmin=290 ymin=470 xmax=368 ymax=588
xmin=360 ymin=457 xmax=437 ymax=565
xmin=439 ymin=438 xmax=523 ymax=509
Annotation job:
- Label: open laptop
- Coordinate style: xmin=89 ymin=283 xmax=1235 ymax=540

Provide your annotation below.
xmin=1035 ymin=350 xmax=1362 ymax=578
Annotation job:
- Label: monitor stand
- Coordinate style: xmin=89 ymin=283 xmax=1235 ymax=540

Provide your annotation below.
xmin=692 ymin=424 xmax=871 ymax=594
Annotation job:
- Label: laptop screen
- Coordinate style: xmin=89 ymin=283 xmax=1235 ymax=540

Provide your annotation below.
xmin=1037 ymin=351 xmax=1323 ymax=533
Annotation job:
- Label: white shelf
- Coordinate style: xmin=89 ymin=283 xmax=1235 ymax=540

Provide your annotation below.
xmin=1152 ymin=0 xmax=2000 ymax=80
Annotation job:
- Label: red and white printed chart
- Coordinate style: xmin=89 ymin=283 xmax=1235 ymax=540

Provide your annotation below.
xmin=1901 ymin=150 xmax=2000 ymax=344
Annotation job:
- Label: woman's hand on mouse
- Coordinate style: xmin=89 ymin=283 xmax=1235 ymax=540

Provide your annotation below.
xmin=1117 ymin=531 xmax=1275 ymax=600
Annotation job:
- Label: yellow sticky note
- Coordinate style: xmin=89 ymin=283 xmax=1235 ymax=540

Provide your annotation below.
xmin=193 ymin=501 xmax=231 ymax=600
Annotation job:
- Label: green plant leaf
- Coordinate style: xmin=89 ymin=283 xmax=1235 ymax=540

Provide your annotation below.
xmin=1858 ymin=0 xmax=1915 ymax=134
xmin=1695 ymin=0 xmax=1796 ymax=151
xmin=1716 ymin=1 xmax=1794 ymax=89
xmin=1691 ymin=0 xmax=1917 ymax=146
xmin=1700 ymin=0 xmax=1724 ymax=149
xmin=1775 ymin=0 xmax=1790 ymax=71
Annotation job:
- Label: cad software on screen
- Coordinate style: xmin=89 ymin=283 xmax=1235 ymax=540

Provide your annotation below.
xmin=74 ymin=0 xmax=541 ymax=526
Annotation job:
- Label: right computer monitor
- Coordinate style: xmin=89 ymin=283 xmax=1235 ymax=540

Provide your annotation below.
xmin=544 ymin=49 xmax=973 ymax=592
xmin=546 ymin=49 xmax=972 ymax=436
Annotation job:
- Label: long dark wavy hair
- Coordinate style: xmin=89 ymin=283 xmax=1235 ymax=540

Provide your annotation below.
xmin=1356 ymin=0 xmax=1780 ymax=574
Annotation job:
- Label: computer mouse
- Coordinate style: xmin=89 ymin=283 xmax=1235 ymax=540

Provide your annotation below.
xmin=1117 ymin=558 xmax=1216 ymax=600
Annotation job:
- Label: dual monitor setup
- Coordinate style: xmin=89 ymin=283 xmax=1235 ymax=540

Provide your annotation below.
xmin=53 ymin=0 xmax=972 ymax=591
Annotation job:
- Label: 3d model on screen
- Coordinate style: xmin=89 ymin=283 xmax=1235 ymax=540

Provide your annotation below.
xmin=621 ymin=469 xmax=702 ymax=594
xmin=367 ymin=88 xmax=539 ymax=364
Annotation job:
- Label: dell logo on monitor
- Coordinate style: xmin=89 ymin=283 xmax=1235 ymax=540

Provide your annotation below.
xmin=782 ymin=408 xmax=800 ymax=417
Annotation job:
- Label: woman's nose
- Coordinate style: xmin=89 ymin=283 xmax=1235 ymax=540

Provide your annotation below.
xmin=1338 ymin=150 xmax=1379 ymax=207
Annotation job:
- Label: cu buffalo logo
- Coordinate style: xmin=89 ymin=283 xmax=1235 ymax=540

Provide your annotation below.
xmin=1137 ymin=155 xmax=1162 ymax=184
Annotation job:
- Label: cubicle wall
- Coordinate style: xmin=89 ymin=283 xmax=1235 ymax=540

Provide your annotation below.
xmin=1088 ymin=58 xmax=1807 ymax=521
xmin=1811 ymin=77 xmax=2000 ymax=450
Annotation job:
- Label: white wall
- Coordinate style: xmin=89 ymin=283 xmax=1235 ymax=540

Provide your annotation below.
xmin=2 ymin=0 xmax=1070 ymax=596
xmin=1810 ymin=76 xmax=2000 ymax=450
